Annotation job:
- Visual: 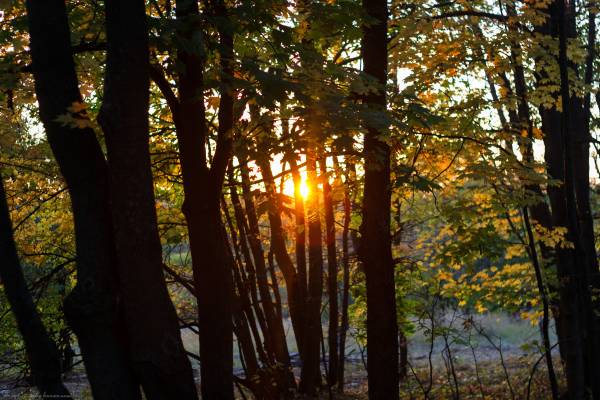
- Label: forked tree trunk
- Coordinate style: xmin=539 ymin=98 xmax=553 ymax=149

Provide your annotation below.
xmin=25 ymin=1 xmax=140 ymax=398
xmin=152 ymin=0 xmax=236 ymax=397
xmin=360 ymin=0 xmax=399 ymax=398
xmin=191 ymin=0 xmax=236 ymax=396
xmin=99 ymin=1 xmax=197 ymax=398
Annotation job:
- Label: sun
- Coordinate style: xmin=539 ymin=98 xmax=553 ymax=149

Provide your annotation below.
xmin=281 ymin=172 xmax=310 ymax=200
xmin=299 ymin=179 xmax=309 ymax=199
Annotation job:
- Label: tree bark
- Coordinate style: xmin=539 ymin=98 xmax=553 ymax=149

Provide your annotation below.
xmin=25 ymin=1 xmax=140 ymax=398
xmin=553 ymin=1 xmax=588 ymax=397
xmin=153 ymin=0 xmax=236 ymax=398
xmin=360 ymin=0 xmax=399 ymax=398
xmin=99 ymin=1 xmax=197 ymax=398
xmin=569 ymin=6 xmax=600 ymax=397
xmin=172 ymin=0 xmax=236 ymax=397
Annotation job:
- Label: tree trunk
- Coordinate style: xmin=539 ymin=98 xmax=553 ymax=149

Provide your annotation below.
xmin=502 ymin=6 xmax=567 ymax=376
xmin=238 ymin=162 xmax=292 ymax=373
xmin=24 ymin=1 xmax=140 ymax=398
xmin=541 ymin=105 xmax=587 ymax=399
xmin=360 ymin=0 xmax=399 ymax=398
xmin=255 ymin=157 xmax=307 ymax=364
xmin=337 ymin=168 xmax=351 ymax=391
xmin=522 ymin=208 xmax=559 ymax=399
xmin=299 ymin=149 xmax=324 ymax=396
xmin=228 ymin=169 xmax=272 ymax=365
xmin=570 ymin=5 xmax=600 ymax=397
xmin=319 ymin=158 xmax=339 ymax=388
xmin=196 ymin=6 xmax=236 ymax=395
xmin=99 ymin=1 xmax=197 ymax=398
xmin=290 ymin=157 xmax=308 ymax=358
xmin=0 ymin=176 xmax=71 ymax=398
xmin=157 ymin=0 xmax=236 ymax=398
xmin=223 ymin=194 xmax=261 ymax=379
xmin=553 ymin=1 xmax=588 ymax=397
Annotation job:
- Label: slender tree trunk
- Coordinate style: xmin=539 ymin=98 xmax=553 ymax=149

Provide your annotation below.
xmin=522 ymin=208 xmax=559 ymax=400
xmin=232 ymin=308 xmax=259 ymax=378
xmin=267 ymin=250 xmax=285 ymax=329
xmin=0 ymin=177 xmax=71 ymax=398
xmin=319 ymin=158 xmax=339 ymax=388
xmin=255 ymin=157 xmax=307 ymax=366
xmin=25 ymin=2 xmax=140 ymax=398
xmin=239 ymin=162 xmax=293 ymax=371
xmin=155 ymin=0 xmax=237 ymax=397
xmin=290 ymin=157 xmax=308 ymax=358
xmin=360 ymin=0 xmax=399 ymax=398
xmin=337 ymin=170 xmax=351 ymax=391
xmin=228 ymin=169 xmax=272 ymax=365
xmin=223 ymin=195 xmax=262 ymax=379
xmin=504 ymin=3 xmax=556 ymax=272
xmin=99 ymin=1 xmax=197 ymax=398
xmin=299 ymin=149 xmax=324 ymax=396
xmin=226 ymin=214 xmax=260 ymax=382
xmin=235 ymin=159 xmax=293 ymax=385
xmin=232 ymin=251 xmax=264 ymax=376
xmin=258 ymin=160 xmax=300 ymax=391
xmin=502 ymin=6 xmax=568 ymax=376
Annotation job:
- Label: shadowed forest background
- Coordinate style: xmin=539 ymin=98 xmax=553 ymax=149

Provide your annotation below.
xmin=0 ymin=0 xmax=599 ymax=399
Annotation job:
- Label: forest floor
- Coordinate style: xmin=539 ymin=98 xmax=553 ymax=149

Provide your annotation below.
xmin=0 ymin=351 xmax=561 ymax=399
xmin=0 ymin=313 xmax=562 ymax=399
xmin=341 ymin=352 xmax=563 ymax=399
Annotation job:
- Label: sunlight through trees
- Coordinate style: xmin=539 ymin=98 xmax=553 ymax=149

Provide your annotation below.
xmin=0 ymin=0 xmax=599 ymax=399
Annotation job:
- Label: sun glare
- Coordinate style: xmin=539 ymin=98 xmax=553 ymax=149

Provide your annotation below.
xmin=299 ymin=179 xmax=309 ymax=199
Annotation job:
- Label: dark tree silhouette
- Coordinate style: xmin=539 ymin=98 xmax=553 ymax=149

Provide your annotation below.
xmin=359 ymin=0 xmax=400 ymax=398
xmin=99 ymin=1 xmax=198 ymax=398
xmin=0 ymin=175 xmax=71 ymax=398
xmin=25 ymin=1 xmax=140 ymax=397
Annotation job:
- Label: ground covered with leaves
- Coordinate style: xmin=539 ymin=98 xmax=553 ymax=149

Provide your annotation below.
xmin=1 ymin=353 xmax=562 ymax=399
